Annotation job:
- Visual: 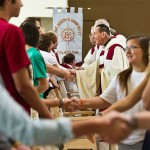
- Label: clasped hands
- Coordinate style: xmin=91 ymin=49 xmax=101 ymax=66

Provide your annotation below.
xmin=63 ymin=97 xmax=136 ymax=144
xmin=62 ymin=97 xmax=81 ymax=112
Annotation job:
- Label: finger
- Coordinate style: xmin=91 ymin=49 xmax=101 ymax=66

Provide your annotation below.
xmin=69 ymin=102 xmax=79 ymax=110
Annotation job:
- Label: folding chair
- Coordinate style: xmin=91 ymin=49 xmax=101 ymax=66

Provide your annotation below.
xmin=58 ymin=79 xmax=79 ymax=98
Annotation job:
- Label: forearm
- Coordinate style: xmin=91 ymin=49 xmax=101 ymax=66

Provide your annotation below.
xmin=0 ymin=84 xmax=73 ymax=146
xmin=43 ymin=98 xmax=60 ymax=107
xmin=72 ymin=117 xmax=102 ymax=137
xmin=36 ymin=84 xmax=48 ymax=94
xmin=43 ymin=98 xmax=71 ymax=110
xmin=80 ymin=97 xmax=111 ymax=109
xmin=134 ymin=111 xmax=150 ymax=130
xmin=13 ymin=68 xmax=52 ymax=118
xmin=46 ymin=64 xmax=65 ymax=77
xmin=103 ymin=97 xmax=133 ymax=114
xmin=142 ymin=78 xmax=150 ymax=110
xmin=19 ymin=84 xmax=52 ymax=119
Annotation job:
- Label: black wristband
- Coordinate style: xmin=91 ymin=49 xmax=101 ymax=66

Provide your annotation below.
xmin=59 ymin=98 xmax=63 ymax=108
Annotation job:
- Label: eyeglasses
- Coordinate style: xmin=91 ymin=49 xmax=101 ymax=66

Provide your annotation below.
xmin=125 ymin=45 xmax=141 ymax=52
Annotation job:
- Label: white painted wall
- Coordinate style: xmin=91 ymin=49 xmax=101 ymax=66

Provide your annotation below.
xmin=10 ymin=0 xmax=68 ymax=27
xmin=41 ymin=17 xmax=53 ymax=32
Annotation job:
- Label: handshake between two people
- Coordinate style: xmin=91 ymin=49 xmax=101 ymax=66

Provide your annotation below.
xmin=62 ymin=98 xmax=137 ymax=144
xmin=64 ymin=69 xmax=76 ymax=81
xmin=62 ymin=97 xmax=81 ymax=112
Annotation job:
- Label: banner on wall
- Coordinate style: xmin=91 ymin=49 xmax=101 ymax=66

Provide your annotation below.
xmin=53 ymin=7 xmax=83 ymax=63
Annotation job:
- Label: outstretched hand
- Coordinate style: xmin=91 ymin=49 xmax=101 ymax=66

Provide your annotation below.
xmin=68 ymin=69 xmax=76 ymax=75
xmin=96 ymin=111 xmax=133 ymax=143
xmin=70 ymin=97 xmax=81 ymax=110
xmin=63 ymin=98 xmax=80 ymax=112
xmin=64 ymin=70 xmax=75 ymax=81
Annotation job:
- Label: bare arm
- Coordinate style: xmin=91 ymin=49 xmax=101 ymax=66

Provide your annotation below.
xmin=72 ymin=96 xmax=111 ymax=109
xmin=46 ymin=64 xmax=64 ymax=77
xmin=12 ymin=67 xmax=53 ymax=119
xmin=103 ymin=77 xmax=148 ymax=114
xmin=53 ymin=64 xmax=59 ymax=68
xmin=46 ymin=64 xmax=74 ymax=80
xmin=49 ymin=76 xmax=59 ymax=88
xmin=134 ymin=111 xmax=150 ymax=130
xmin=43 ymin=98 xmax=60 ymax=107
xmin=36 ymin=78 xmax=48 ymax=94
xmin=72 ymin=111 xmax=131 ymax=142
xmin=142 ymin=77 xmax=150 ymax=110
xmin=43 ymin=98 xmax=78 ymax=112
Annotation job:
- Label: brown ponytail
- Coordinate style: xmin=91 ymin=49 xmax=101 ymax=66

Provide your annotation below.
xmin=117 ymin=34 xmax=150 ymax=95
xmin=117 ymin=65 xmax=132 ymax=95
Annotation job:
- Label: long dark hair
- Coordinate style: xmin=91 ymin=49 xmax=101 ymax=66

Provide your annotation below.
xmin=117 ymin=35 xmax=150 ymax=95
xmin=20 ymin=21 xmax=39 ymax=47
